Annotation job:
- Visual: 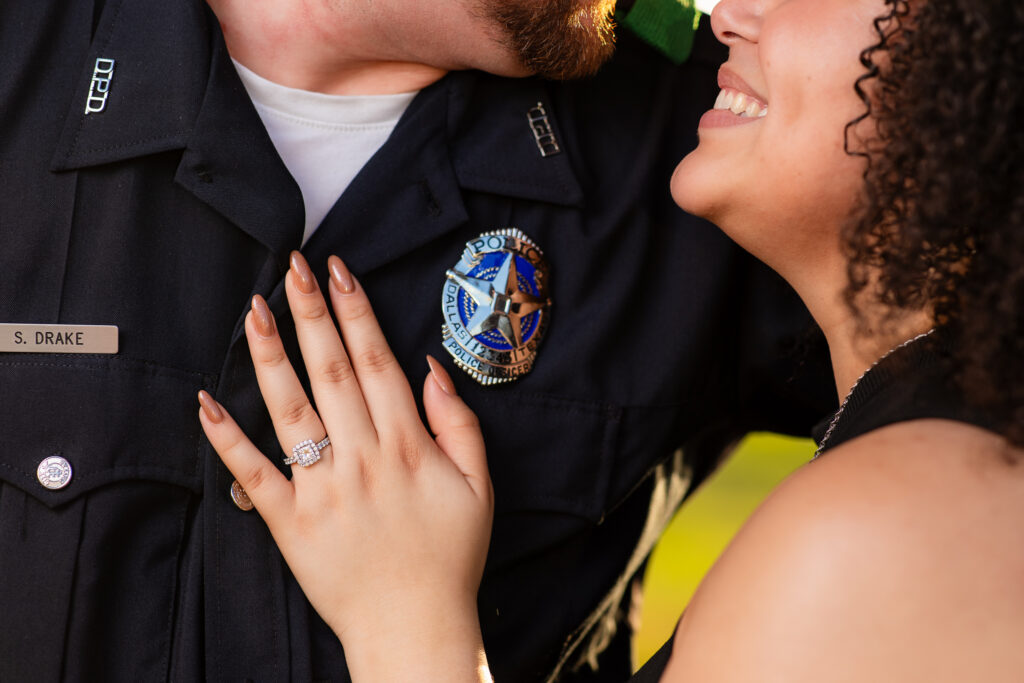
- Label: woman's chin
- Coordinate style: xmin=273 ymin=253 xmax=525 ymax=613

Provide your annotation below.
xmin=669 ymin=155 xmax=720 ymax=223
xmin=669 ymin=155 xmax=769 ymax=265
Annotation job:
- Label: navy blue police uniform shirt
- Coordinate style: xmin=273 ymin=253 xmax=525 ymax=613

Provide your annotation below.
xmin=0 ymin=1 xmax=833 ymax=681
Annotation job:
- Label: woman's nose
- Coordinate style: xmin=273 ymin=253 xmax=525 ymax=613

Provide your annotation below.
xmin=710 ymin=0 xmax=763 ymax=47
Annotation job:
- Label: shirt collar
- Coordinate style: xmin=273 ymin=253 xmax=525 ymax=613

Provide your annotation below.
xmin=50 ymin=0 xmax=211 ymax=172
xmin=51 ymin=0 xmax=583 ymax=207
xmin=446 ymin=70 xmax=585 ymax=209
xmin=49 ymin=0 xmax=584 ymax=264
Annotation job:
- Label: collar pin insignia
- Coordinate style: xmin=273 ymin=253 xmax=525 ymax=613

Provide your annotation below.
xmin=527 ymin=102 xmax=561 ymax=157
xmin=441 ymin=229 xmax=552 ymax=385
xmin=84 ymin=58 xmax=115 ymax=115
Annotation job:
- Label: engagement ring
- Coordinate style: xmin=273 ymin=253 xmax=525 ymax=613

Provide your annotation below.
xmin=283 ymin=436 xmax=330 ymax=467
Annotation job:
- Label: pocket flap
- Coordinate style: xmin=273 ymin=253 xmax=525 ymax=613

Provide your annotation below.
xmin=0 ymin=356 xmax=214 ymax=507
xmin=472 ymin=391 xmax=622 ymax=522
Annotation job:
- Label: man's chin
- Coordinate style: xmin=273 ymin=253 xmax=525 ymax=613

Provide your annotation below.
xmin=487 ymin=0 xmax=618 ymax=81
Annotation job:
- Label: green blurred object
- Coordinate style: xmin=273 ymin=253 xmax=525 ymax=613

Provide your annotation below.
xmin=618 ymin=0 xmax=702 ymax=64
xmin=633 ymin=433 xmax=816 ymax=668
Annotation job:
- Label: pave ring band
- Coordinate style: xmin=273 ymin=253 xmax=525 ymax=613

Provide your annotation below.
xmin=283 ymin=436 xmax=330 ymax=467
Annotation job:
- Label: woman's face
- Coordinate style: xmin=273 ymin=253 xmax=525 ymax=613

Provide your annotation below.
xmin=671 ymin=0 xmax=884 ymax=275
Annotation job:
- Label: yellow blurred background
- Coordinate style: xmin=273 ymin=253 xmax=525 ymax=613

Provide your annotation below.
xmin=633 ymin=432 xmax=815 ymax=667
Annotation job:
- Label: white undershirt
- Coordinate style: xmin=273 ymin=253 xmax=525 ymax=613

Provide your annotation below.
xmin=233 ymin=60 xmax=418 ymax=244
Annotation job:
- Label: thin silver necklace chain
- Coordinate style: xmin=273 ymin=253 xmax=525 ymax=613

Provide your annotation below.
xmin=813 ymin=328 xmax=937 ymax=459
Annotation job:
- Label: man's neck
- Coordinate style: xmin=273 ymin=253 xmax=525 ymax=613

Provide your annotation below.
xmin=206 ymin=0 xmax=447 ymax=94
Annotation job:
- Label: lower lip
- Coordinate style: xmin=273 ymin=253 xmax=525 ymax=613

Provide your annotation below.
xmin=698 ymin=109 xmax=764 ymax=129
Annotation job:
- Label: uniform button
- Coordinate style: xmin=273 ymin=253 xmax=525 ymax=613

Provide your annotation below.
xmin=230 ymin=480 xmax=254 ymax=511
xmin=37 ymin=456 xmax=73 ymax=490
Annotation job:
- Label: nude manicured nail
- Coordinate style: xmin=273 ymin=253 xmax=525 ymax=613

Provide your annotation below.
xmin=289 ymin=251 xmax=316 ymax=294
xmin=328 ymin=255 xmax=354 ymax=294
xmin=251 ymin=295 xmax=276 ymax=338
xmin=426 ymin=355 xmax=457 ymax=396
xmin=198 ymin=390 xmax=224 ymax=424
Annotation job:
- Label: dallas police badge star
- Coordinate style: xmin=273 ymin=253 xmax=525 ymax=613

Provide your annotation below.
xmin=441 ymin=229 xmax=552 ymax=385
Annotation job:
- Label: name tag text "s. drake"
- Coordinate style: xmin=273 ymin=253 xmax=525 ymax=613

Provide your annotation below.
xmin=0 ymin=324 xmax=119 ymax=354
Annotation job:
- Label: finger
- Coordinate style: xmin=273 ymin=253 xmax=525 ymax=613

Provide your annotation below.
xmin=198 ymin=390 xmax=294 ymax=515
xmin=326 ymin=255 xmax=420 ymax=431
xmin=285 ymin=252 xmax=377 ymax=446
xmin=423 ymin=356 xmax=490 ymax=499
xmin=247 ymin=295 xmax=332 ymax=471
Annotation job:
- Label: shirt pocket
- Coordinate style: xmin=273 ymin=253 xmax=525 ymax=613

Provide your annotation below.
xmin=0 ymin=356 xmax=213 ymax=683
xmin=472 ymin=390 xmax=621 ymax=526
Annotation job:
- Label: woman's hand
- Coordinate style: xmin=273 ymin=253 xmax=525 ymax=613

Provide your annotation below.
xmin=198 ymin=252 xmax=493 ymax=682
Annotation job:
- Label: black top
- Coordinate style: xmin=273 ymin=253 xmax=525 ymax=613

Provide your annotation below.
xmin=629 ymin=636 xmax=675 ymax=682
xmin=631 ymin=329 xmax=1000 ymax=682
xmin=813 ymin=329 xmax=998 ymax=455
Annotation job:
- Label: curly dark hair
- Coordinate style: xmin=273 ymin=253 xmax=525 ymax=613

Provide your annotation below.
xmin=844 ymin=0 xmax=1024 ymax=446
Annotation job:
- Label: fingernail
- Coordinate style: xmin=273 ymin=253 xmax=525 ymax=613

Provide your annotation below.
xmin=198 ymin=390 xmax=224 ymax=424
xmin=426 ymin=355 xmax=457 ymax=396
xmin=289 ymin=251 xmax=316 ymax=294
xmin=251 ymin=295 xmax=276 ymax=338
xmin=328 ymin=255 xmax=355 ymax=294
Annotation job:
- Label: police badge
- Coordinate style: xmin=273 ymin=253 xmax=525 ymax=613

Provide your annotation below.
xmin=441 ymin=229 xmax=552 ymax=385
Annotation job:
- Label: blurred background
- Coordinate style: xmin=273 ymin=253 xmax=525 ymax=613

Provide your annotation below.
xmin=633 ymin=432 xmax=815 ymax=667
xmin=695 ymin=0 xmax=721 ymax=15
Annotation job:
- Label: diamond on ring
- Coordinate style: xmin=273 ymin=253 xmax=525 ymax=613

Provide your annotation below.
xmin=283 ymin=436 xmax=330 ymax=467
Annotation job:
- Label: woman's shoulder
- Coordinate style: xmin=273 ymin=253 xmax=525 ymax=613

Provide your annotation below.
xmin=663 ymin=419 xmax=1024 ymax=682
xmin=758 ymin=419 xmax=1024 ymax=565
xmin=810 ymin=417 xmax=1022 ymax=508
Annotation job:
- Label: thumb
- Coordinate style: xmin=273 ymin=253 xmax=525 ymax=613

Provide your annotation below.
xmin=423 ymin=355 xmax=490 ymax=497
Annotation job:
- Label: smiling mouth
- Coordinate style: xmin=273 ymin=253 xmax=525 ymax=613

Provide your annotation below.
xmin=713 ymin=88 xmax=768 ymax=119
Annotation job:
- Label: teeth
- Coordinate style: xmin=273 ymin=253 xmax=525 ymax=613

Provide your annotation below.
xmin=713 ymin=88 xmax=768 ymax=119
xmin=729 ymin=92 xmax=748 ymax=115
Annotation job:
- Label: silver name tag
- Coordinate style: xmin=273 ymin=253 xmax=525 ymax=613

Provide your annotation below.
xmin=0 ymin=324 xmax=119 ymax=354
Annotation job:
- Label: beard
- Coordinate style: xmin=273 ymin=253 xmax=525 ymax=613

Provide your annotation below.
xmin=482 ymin=0 xmax=618 ymax=80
